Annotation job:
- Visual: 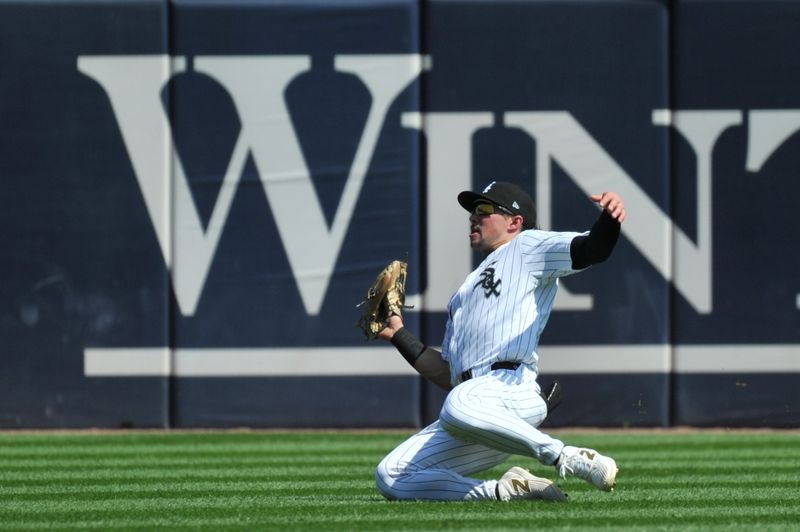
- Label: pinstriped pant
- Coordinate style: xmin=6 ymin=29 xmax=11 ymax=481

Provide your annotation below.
xmin=375 ymin=365 xmax=565 ymax=501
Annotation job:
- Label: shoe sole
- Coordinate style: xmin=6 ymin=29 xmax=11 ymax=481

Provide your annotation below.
xmin=594 ymin=458 xmax=618 ymax=492
xmin=541 ymin=483 xmax=569 ymax=502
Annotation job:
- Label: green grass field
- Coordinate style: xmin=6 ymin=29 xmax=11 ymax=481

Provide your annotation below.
xmin=1 ymin=429 xmax=799 ymax=531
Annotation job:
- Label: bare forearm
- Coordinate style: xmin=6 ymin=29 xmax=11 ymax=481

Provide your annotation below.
xmin=412 ymin=348 xmax=452 ymax=391
xmin=389 ymin=327 xmax=452 ymax=391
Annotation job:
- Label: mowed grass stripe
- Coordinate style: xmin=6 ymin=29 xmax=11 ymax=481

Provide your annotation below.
xmin=0 ymin=459 xmax=786 ymax=472
xmin=0 ymin=430 xmax=793 ymax=451
xmin=3 ymin=444 xmax=796 ymax=463
xmin=3 ymin=497 xmax=798 ymax=515
xmin=3 ymin=485 xmax=799 ymax=507
xmin=5 ymin=465 xmax=773 ymax=481
xmin=0 ymin=456 xmax=375 ymax=471
xmin=0 ymin=434 xmax=404 ymax=452
xmin=3 ymin=503 xmax=800 ymax=530
xmin=0 ymin=483 xmax=374 ymax=500
xmin=3 ymin=522 xmax=798 ymax=532
xmin=0 ymin=470 xmax=373 ymax=485
xmin=9 ymin=471 xmax=788 ymax=493
xmin=0 ymin=444 xmax=392 ymax=458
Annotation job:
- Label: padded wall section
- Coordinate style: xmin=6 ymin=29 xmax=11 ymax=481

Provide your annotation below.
xmin=0 ymin=0 xmax=171 ymax=427
xmin=1 ymin=0 xmax=799 ymax=429
xmin=674 ymin=374 xmax=799 ymax=428
xmin=670 ymin=0 xmax=800 ymax=425
xmin=172 ymin=377 xmax=419 ymax=429
xmin=165 ymin=0 xmax=423 ymax=427
xmin=418 ymin=0 xmax=672 ymax=426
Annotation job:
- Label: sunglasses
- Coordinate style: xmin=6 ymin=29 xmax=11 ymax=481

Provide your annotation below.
xmin=472 ymin=202 xmax=514 ymax=216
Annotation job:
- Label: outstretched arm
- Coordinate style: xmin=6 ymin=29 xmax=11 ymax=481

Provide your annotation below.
xmin=378 ymin=316 xmax=452 ymax=391
xmin=570 ymin=192 xmax=625 ymax=270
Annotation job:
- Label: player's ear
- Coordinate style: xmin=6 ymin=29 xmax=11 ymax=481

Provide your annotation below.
xmin=508 ymin=214 xmax=524 ymax=232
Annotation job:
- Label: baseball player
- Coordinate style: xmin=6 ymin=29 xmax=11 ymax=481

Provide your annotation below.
xmin=374 ymin=181 xmax=625 ymax=502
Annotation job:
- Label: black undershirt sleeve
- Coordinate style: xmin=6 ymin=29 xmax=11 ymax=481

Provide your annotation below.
xmin=570 ymin=210 xmax=621 ymax=270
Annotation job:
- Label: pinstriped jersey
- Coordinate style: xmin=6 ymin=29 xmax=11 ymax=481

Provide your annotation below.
xmin=441 ymin=229 xmax=586 ymax=386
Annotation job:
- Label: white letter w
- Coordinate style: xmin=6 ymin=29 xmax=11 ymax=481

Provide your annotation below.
xmin=78 ymin=54 xmax=424 ymax=316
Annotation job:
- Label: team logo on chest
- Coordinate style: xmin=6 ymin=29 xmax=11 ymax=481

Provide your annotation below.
xmin=474 ymin=264 xmax=501 ymax=298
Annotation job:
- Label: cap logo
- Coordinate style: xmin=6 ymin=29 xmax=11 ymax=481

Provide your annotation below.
xmin=512 ymin=201 xmax=520 ymax=209
xmin=482 ymin=181 xmax=496 ymax=193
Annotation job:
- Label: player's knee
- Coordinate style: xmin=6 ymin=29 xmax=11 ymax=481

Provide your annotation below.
xmin=374 ymin=458 xmax=400 ymax=500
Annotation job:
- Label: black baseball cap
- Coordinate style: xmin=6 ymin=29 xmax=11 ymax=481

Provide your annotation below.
xmin=457 ymin=181 xmax=537 ymax=230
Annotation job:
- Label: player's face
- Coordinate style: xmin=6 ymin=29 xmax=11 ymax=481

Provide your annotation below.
xmin=468 ymin=204 xmax=519 ymax=253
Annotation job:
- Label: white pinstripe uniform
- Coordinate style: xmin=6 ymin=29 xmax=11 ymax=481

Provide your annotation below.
xmin=376 ymin=228 xmax=586 ymax=501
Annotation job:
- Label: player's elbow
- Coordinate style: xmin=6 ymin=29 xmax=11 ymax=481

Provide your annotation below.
xmin=570 ymin=237 xmax=613 ymax=270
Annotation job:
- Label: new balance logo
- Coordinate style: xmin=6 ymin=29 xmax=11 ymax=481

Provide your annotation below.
xmin=510 ymin=478 xmax=530 ymax=494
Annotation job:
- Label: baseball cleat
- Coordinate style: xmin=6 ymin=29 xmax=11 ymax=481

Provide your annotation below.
xmin=556 ymin=446 xmax=618 ymax=491
xmin=497 ymin=466 xmax=567 ymax=502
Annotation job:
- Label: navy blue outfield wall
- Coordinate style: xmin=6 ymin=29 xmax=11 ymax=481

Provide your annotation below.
xmin=0 ymin=0 xmax=797 ymax=429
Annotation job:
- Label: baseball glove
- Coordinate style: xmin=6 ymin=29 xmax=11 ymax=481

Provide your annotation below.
xmin=356 ymin=260 xmax=409 ymax=340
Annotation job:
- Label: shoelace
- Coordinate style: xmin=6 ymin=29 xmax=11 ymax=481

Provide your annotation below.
xmin=558 ymin=452 xmax=593 ymax=479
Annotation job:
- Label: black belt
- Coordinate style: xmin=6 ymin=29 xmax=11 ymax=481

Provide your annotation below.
xmin=460 ymin=361 xmax=520 ymax=383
